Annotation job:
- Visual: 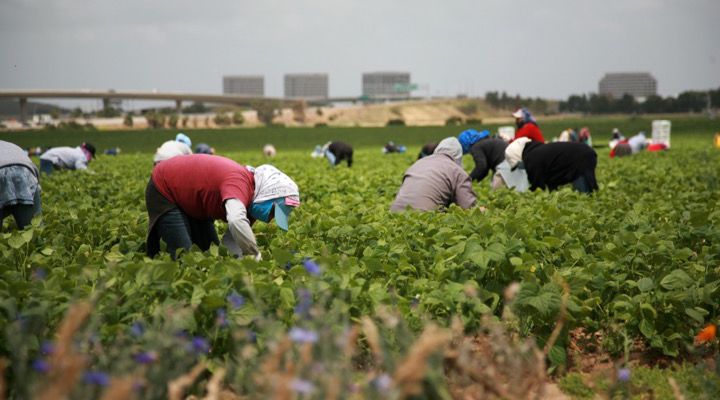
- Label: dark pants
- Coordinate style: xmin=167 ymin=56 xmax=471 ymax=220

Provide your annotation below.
xmin=0 ymin=190 xmax=41 ymax=230
xmin=153 ymin=208 xmax=219 ymax=259
xmin=40 ymin=159 xmax=55 ymax=175
xmin=572 ymin=171 xmax=597 ymax=194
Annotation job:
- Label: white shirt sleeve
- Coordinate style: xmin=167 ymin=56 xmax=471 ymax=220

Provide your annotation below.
xmin=224 ymin=199 xmax=260 ymax=258
xmin=74 ymin=158 xmax=88 ymax=170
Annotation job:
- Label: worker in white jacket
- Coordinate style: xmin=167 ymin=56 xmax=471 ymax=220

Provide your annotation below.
xmin=39 ymin=143 xmax=96 ymax=174
xmin=145 ymin=154 xmax=300 ymax=259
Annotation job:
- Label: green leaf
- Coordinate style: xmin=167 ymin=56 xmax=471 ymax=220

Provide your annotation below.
xmin=191 ymin=286 xmax=206 ymax=307
xmin=639 ymin=319 xmax=655 ymax=338
xmin=684 ymin=307 xmax=707 ymax=324
xmin=660 ymin=269 xmax=693 ymax=290
xmin=639 ymin=303 xmax=656 ymax=320
xmin=279 ymin=287 xmax=295 ymax=309
xmin=7 ymin=234 xmax=29 ymax=249
xmin=637 ymin=277 xmax=654 ymax=292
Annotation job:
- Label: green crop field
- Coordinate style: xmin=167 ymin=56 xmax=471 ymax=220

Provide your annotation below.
xmin=1 ymin=115 xmax=717 ymax=153
xmin=1 ymin=116 xmax=720 ymax=398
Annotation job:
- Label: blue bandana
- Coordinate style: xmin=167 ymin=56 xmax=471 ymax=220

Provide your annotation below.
xmin=458 ymin=129 xmax=490 ymax=154
xmin=250 ymin=200 xmax=274 ymax=222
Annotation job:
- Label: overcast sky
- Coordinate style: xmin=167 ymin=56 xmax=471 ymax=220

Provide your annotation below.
xmin=1 ymin=0 xmax=718 ymax=106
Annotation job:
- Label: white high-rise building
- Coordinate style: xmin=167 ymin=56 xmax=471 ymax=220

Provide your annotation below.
xmin=598 ymin=72 xmax=657 ymax=100
xmin=362 ymin=72 xmax=411 ymax=99
xmin=284 ymin=74 xmax=329 ymax=99
xmin=223 ymin=75 xmax=264 ymax=96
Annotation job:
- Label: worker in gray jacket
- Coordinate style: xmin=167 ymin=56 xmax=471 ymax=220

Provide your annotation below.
xmin=0 ymin=140 xmax=41 ymax=230
xmin=39 ymin=143 xmax=96 ymax=174
xmin=390 ymin=137 xmax=477 ymax=212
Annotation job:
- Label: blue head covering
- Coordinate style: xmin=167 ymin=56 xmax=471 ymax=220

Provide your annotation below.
xmin=457 ymin=129 xmax=490 ymax=154
xmin=175 ymin=133 xmax=192 ymax=147
xmin=512 ymin=108 xmax=537 ymax=127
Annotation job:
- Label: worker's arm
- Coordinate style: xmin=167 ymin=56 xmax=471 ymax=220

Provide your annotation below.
xmin=469 ymin=146 xmax=489 ymax=181
xmin=454 ymin=173 xmax=478 ymax=209
xmin=224 ymin=199 xmax=261 ymax=259
xmin=74 ymin=158 xmax=88 ymax=170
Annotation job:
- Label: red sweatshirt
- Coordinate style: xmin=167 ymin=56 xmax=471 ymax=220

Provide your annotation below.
xmin=514 ymin=123 xmax=545 ymax=143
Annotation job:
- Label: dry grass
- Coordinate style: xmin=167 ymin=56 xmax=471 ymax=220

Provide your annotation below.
xmin=168 ymin=362 xmax=206 ymax=400
xmin=100 ymin=376 xmax=136 ymax=400
xmin=36 ymin=301 xmax=92 ymax=400
xmin=394 ymin=324 xmax=452 ymax=397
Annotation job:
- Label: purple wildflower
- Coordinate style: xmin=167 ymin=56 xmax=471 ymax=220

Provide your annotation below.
xmin=291 ymin=378 xmax=316 ymax=394
xmin=83 ymin=371 xmax=110 ymax=386
xmin=133 ymin=351 xmax=158 ymax=364
xmin=40 ymin=341 xmax=55 ymax=355
xmin=617 ymin=368 xmax=631 ymax=382
xmin=302 ymin=258 xmax=321 ymax=276
xmin=132 ymin=380 xmax=145 ymax=392
xmin=247 ymin=331 xmax=257 ymax=343
xmin=372 ymin=373 xmax=393 ymax=391
xmin=294 ymin=289 xmax=313 ymax=317
xmin=32 ymin=359 xmax=50 ymax=373
xmin=32 ymin=268 xmax=47 ymax=281
xmin=289 ymin=327 xmax=318 ymax=343
xmin=215 ymin=308 xmax=228 ymax=327
xmin=190 ymin=336 xmax=210 ymax=354
xmin=227 ymin=292 xmax=245 ymax=309
xmin=130 ymin=322 xmax=144 ymax=337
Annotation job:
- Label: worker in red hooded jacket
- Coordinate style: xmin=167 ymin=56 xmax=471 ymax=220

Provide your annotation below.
xmin=512 ymin=108 xmax=545 ymax=143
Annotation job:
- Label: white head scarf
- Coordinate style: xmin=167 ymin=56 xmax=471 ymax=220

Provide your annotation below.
xmin=433 ymin=137 xmax=463 ymax=166
xmin=252 ymin=164 xmax=300 ymax=203
xmin=505 ymin=137 xmax=531 ymax=169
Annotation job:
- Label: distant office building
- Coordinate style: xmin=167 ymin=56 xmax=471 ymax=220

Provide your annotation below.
xmin=284 ymin=73 xmax=328 ymax=99
xmin=362 ymin=72 xmax=411 ymax=99
xmin=223 ymin=75 xmax=264 ymax=96
xmin=598 ymin=72 xmax=657 ymax=99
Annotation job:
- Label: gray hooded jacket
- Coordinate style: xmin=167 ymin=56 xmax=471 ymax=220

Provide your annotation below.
xmin=390 ymin=137 xmax=476 ymax=212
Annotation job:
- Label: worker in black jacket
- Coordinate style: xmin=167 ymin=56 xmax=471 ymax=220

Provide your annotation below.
xmin=323 ymin=141 xmax=353 ymax=167
xmin=505 ymin=138 xmax=598 ymax=193
xmin=458 ymin=129 xmax=507 ymax=182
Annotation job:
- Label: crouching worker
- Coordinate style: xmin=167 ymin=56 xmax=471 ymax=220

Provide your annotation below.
xmin=1 ymin=140 xmax=41 ymax=230
xmin=324 ymin=141 xmax=353 ymax=167
xmin=145 ymin=154 xmax=300 ymax=260
xmin=390 ymin=137 xmax=477 ymax=212
xmin=39 ymin=143 xmax=96 ymax=174
xmin=505 ymin=138 xmax=598 ymax=194
xmin=458 ymin=128 xmax=507 ymax=182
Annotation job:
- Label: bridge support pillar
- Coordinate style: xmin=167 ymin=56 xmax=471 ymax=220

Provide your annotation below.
xmin=19 ymin=97 xmax=27 ymax=123
xmin=102 ymin=98 xmax=110 ymax=113
xmin=175 ymin=99 xmax=182 ymax=115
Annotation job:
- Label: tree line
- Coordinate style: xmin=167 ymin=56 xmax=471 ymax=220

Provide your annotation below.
xmin=485 ymin=91 xmax=552 ymax=115
xmin=558 ymin=88 xmax=720 ymax=114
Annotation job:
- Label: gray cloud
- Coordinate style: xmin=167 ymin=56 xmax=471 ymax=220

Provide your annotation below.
xmin=1 ymin=0 xmax=718 ymax=104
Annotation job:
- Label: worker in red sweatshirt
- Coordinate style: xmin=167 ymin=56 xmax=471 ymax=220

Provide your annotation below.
xmin=512 ymin=108 xmax=545 ymax=143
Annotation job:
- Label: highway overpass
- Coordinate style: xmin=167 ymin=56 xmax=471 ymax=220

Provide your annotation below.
xmin=0 ymin=89 xmax=413 ymax=121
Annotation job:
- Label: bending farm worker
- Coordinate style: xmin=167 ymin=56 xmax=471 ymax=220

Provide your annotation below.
xmin=39 ymin=142 xmax=96 ymax=174
xmin=0 ymin=140 xmax=41 ymax=230
xmin=195 ymin=143 xmax=215 ymax=155
xmin=391 ymin=137 xmax=478 ymax=212
xmin=417 ymin=142 xmax=438 ymax=159
xmin=324 ymin=141 xmax=353 ymax=167
xmin=145 ymin=154 xmax=300 ymax=259
xmin=458 ymin=128 xmax=508 ymax=182
xmin=153 ymin=133 xmax=193 ymax=164
xmin=512 ymin=108 xmax=545 ymax=143
xmin=506 ymin=137 xmax=598 ymax=193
